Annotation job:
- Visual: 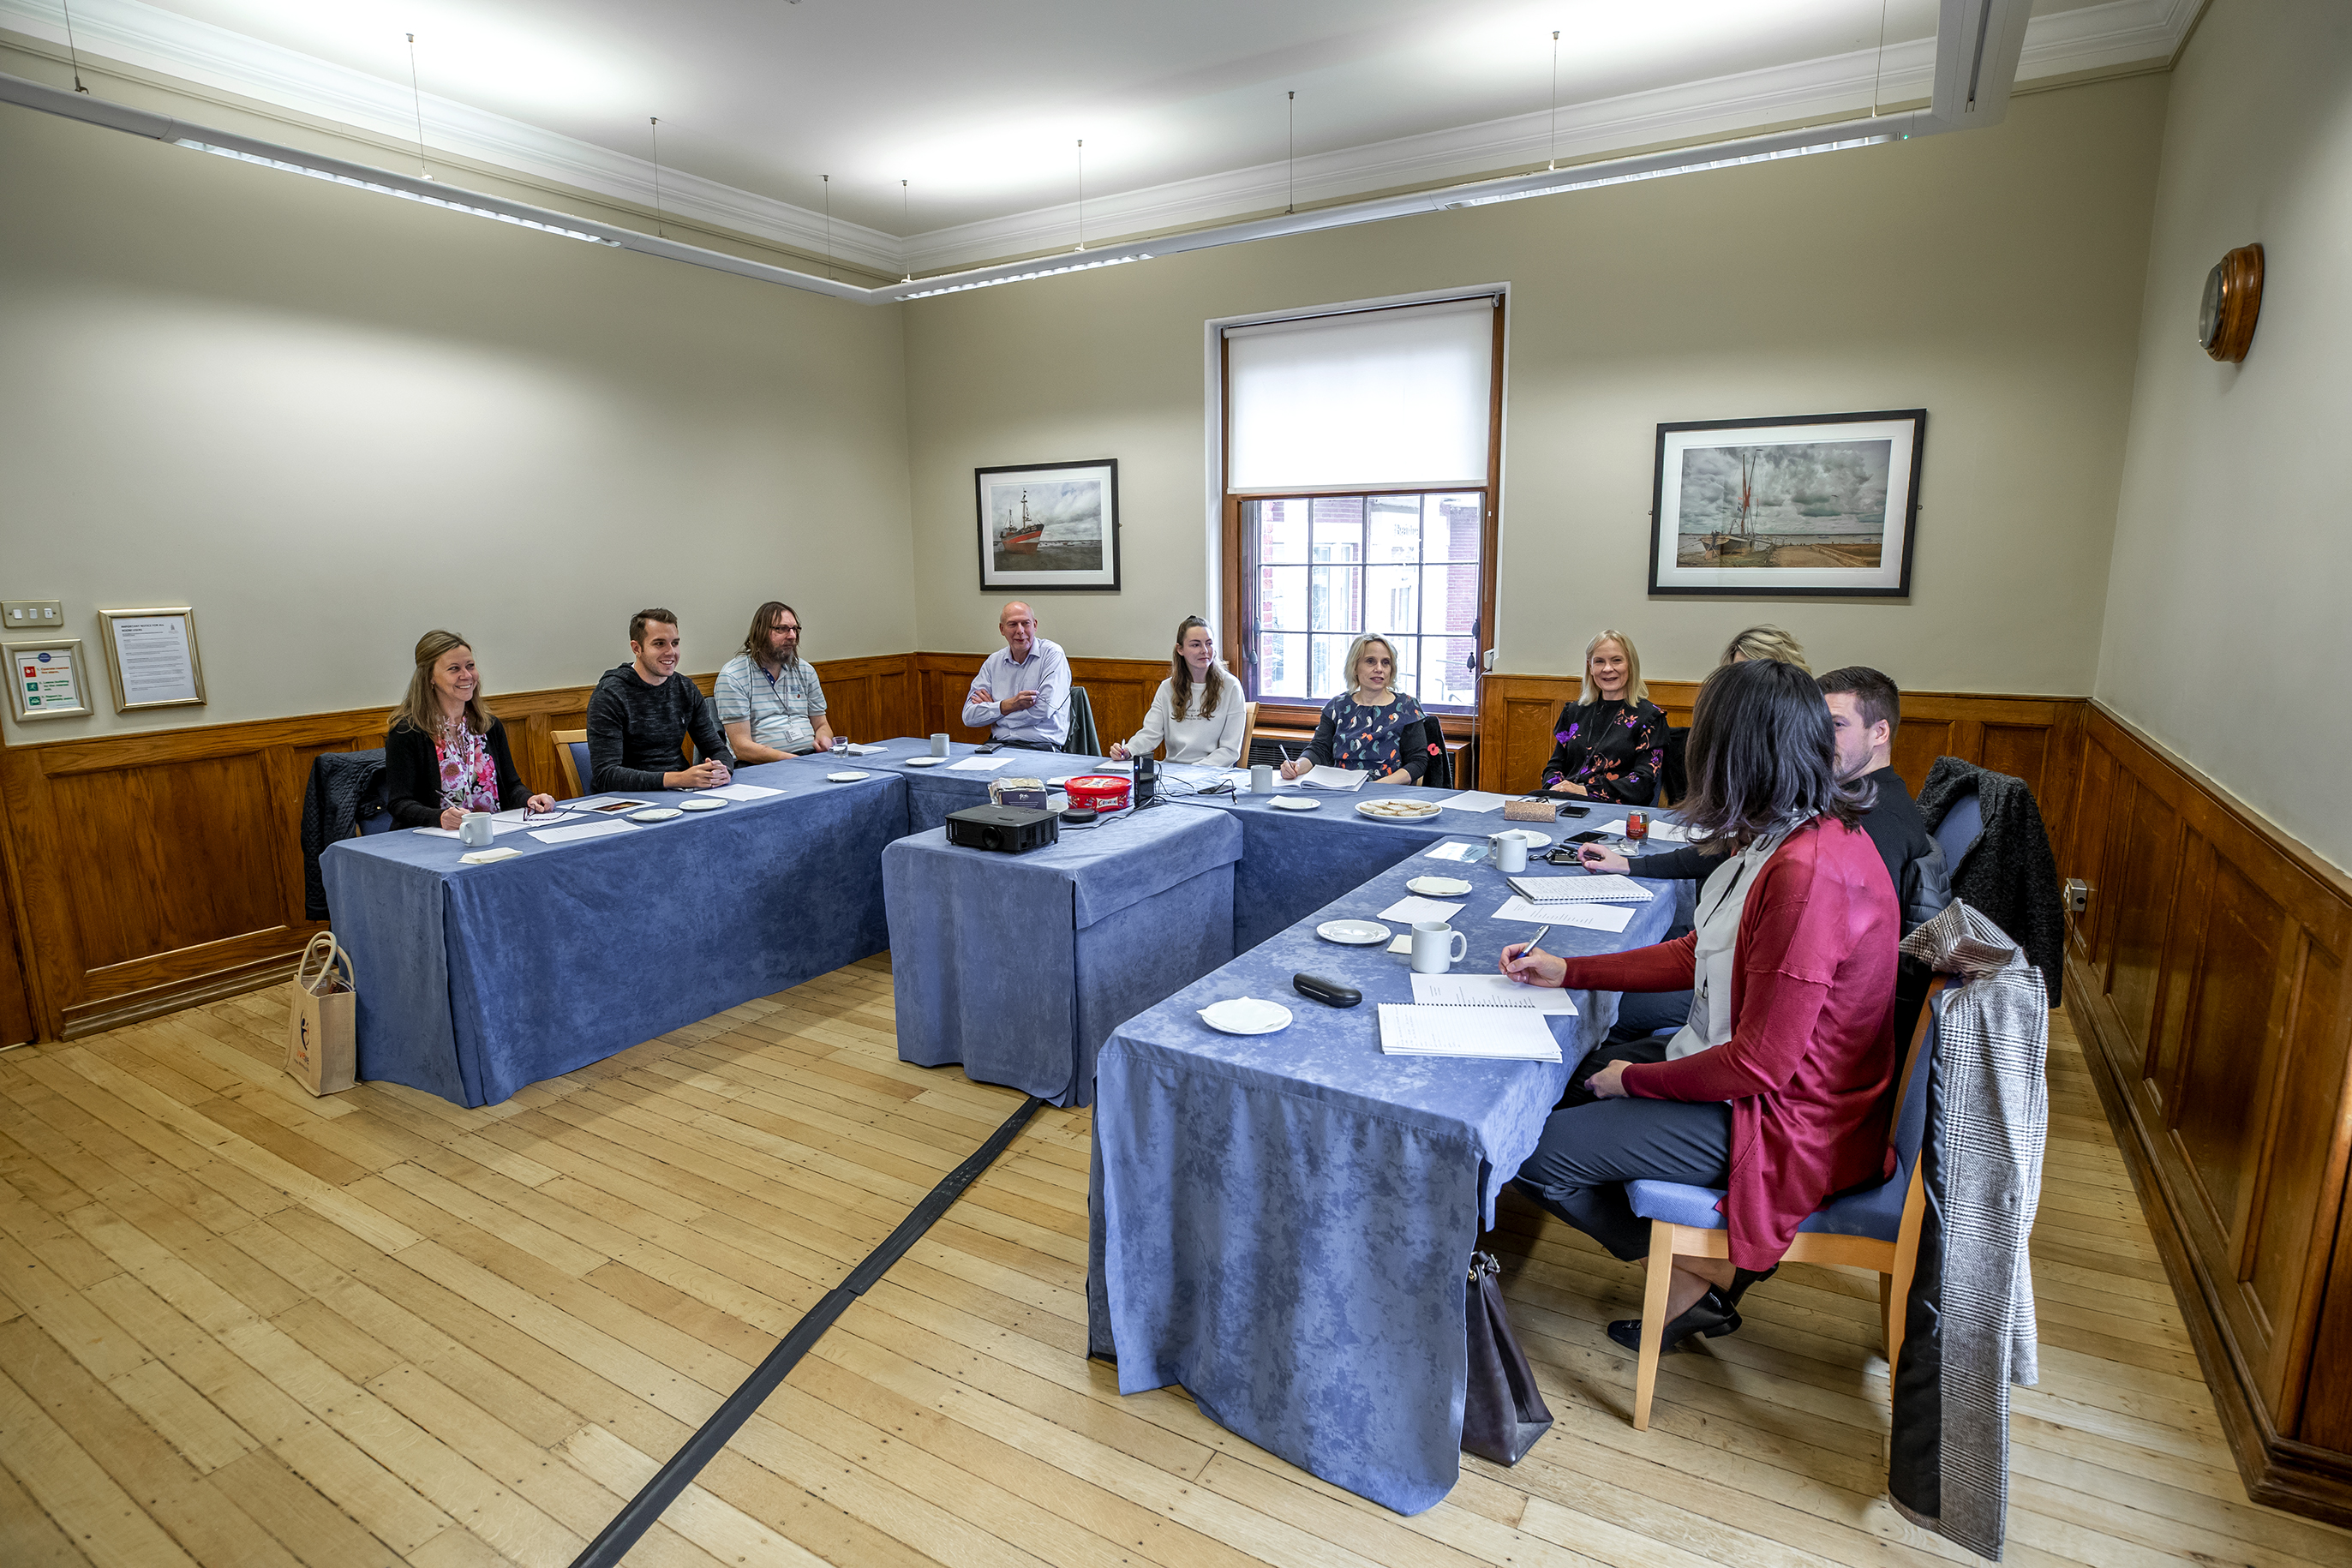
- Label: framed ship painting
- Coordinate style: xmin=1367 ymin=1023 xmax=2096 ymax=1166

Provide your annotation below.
xmin=976 ymin=458 xmax=1121 ymax=592
xmin=1649 ymin=410 xmax=1924 ymax=596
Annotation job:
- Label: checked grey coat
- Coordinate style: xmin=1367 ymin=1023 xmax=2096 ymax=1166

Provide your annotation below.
xmin=1887 ymin=901 xmax=2050 ymax=1562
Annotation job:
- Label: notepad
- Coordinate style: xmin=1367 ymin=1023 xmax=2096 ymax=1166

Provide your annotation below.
xmin=528 ymin=818 xmax=640 ymax=845
xmin=1504 ymin=874 xmax=1654 ymax=903
xmin=1409 ymin=973 xmax=1578 ymax=1014
xmin=1377 ymin=1004 xmax=1562 ymax=1061
xmin=1295 ymin=765 xmax=1369 ymax=791
xmin=1492 ymin=895 xmax=1637 ymax=932
xmin=697 ymin=781 xmax=783 ymax=800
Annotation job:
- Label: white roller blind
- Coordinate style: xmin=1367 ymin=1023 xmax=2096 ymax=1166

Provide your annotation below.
xmin=1226 ymin=297 xmax=1495 ymax=491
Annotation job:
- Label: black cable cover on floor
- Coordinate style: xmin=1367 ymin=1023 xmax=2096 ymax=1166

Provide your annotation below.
xmin=569 ymin=1092 xmax=1044 ymax=1568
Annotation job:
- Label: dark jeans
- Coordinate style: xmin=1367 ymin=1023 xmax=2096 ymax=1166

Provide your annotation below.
xmin=1610 ymin=988 xmax=1695 ymax=1040
xmin=1557 ymin=1030 xmax=1673 ymax=1110
xmin=1513 ymin=1096 xmax=1732 ymax=1261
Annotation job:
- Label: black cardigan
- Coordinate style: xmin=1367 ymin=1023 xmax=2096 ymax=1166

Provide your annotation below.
xmin=384 ymin=716 xmax=530 ymax=828
xmin=1539 ymin=697 xmax=1666 ymax=805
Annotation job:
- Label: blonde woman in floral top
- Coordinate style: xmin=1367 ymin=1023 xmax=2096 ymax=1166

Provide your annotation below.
xmin=1281 ymin=633 xmax=1433 ymax=784
xmin=1540 ymin=629 xmax=1666 ymax=805
xmin=384 ymin=631 xmax=555 ymax=829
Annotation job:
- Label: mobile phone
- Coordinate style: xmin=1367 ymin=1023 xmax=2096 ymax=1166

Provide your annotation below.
xmin=1567 ymin=829 xmax=1609 ymax=844
xmin=1557 ymin=803 xmax=1592 ymax=817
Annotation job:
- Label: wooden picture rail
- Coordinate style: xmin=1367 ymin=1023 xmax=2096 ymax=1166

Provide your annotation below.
xmin=2060 ymin=703 xmax=2352 ymax=1523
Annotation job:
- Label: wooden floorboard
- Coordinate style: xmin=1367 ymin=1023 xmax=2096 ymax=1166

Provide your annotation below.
xmin=3 ymin=958 xmax=2347 ymax=1566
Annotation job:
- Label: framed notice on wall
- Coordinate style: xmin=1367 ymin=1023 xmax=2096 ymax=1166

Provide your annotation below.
xmin=99 ymin=607 xmax=207 ymax=713
xmin=6 ymin=639 xmax=91 ymax=721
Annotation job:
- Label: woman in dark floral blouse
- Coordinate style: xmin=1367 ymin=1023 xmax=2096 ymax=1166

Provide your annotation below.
xmin=1281 ymin=633 xmax=1431 ymax=783
xmin=1540 ymin=630 xmax=1666 ymax=804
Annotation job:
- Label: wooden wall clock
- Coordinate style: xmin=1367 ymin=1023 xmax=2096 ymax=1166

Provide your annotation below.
xmin=2199 ymin=243 xmax=2264 ymax=362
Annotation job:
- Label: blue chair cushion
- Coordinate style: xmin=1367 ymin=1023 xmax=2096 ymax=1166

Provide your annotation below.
xmin=568 ymin=739 xmax=593 ymax=793
xmin=1625 ymin=1179 xmax=1727 ymax=1230
xmin=1934 ymin=787 xmax=1984 ymax=873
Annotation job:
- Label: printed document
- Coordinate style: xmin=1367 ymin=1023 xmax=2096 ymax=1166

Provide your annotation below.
xmin=1409 ymin=973 xmax=1578 ymax=1014
xmin=1295 ymin=765 xmax=1369 ymax=791
xmin=1491 ymin=896 xmax=1636 ymax=932
xmin=1377 ymin=1004 xmax=1561 ymax=1061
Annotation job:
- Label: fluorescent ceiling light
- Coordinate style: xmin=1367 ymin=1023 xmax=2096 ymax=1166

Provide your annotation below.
xmin=1443 ymin=135 xmax=1896 ymax=208
xmin=172 ymin=137 xmax=618 ymax=245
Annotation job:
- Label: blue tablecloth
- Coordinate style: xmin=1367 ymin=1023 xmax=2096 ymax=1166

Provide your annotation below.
xmin=320 ymin=762 xmax=908 ymax=1107
xmin=883 ymin=805 xmax=1243 ymax=1106
xmin=1086 ymin=844 xmax=1675 ymax=1514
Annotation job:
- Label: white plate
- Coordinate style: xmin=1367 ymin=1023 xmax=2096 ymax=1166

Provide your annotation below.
xmin=677 ymin=797 xmax=727 ymax=812
xmin=1271 ymin=796 xmax=1320 ymax=811
xmin=1199 ymin=997 xmax=1293 ymax=1035
xmin=826 ymin=770 xmax=871 ymax=782
xmin=904 ymin=757 xmax=943 ymax=767
xmin=1490 ymin=828 xmax=1553 ymax=849
xmin=1316 ymin=919 xmax=1391 ymax=945
xmin=627 ymin=807 xmax=681 ymax=823
xmin=1357 ymin=799 xmax=1440 ymax=820
xmin=1406 ymin=876 xmax=1472 ymax=896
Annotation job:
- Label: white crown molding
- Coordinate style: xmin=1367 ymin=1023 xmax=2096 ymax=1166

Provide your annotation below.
xmin=3 ymin=0 xmax=2193 ymax=280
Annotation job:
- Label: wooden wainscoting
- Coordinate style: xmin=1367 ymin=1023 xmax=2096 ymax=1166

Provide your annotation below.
xmin=1476 ymin=673 xmax=2086 ymax=840
xmin=0 ymin=652 xmax=922 ymax=1044
xmin=911 ymin=651 xmax=1172 ymax=752
xmin=2061 ymin=703 xmax=2352 ymax=1524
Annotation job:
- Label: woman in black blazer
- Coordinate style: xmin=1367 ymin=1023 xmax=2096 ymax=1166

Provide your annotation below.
xmin=1539 ymin=629 xmax=1667 ymax=805
xmin=385 ymin=630 xmax=556 ymax=829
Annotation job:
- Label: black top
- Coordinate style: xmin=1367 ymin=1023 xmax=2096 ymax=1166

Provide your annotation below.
xmin=1632 ymin=766 xmax=1938 ymax=909
xmin=383 ymin=716 xmax=530 ymax=828
xmin=1540 ymin=697 xmax=1666 ymax=805
xmin=586 ymin=664 xmax=736 ymax=793
xmin=1304 ymin=691 xmax=1430 ymax=782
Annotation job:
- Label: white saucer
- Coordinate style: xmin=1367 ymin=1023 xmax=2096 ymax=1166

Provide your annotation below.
xmin=1199 ymin=997 xmax=1293 ymax=1035
xmin=904 ymin=757 xmax=943 ymax=767
xmin=627 ymin=807 xmax=681 ymax=823
xmin=677 ymin=797 xmax=727 ymax=812
xmin=1316 ymin=919 xmax=1391 ymax=945
xmin=1490 ymin=828 xmax=1553 ymax=849
xmin=1271 ymin=796 xmax=1320 ymax=811
xmin=826 ymin=770 xmax=871 ymax=782
xmin=1406 ymin=876 xmax=1472 ymax=896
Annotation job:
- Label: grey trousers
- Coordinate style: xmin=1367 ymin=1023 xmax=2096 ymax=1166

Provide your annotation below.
xmin=1513 ymin=1097 xmax=1732 ymax=1261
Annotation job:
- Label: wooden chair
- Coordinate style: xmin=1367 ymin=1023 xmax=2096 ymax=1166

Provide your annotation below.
xmin=552 ymin=729 xmax=589 ymax=798
xmin=1236 ymin=701 xmax=1260 ymax=768
xmin=1625 ymin=973 xmax=1949 ymax=1430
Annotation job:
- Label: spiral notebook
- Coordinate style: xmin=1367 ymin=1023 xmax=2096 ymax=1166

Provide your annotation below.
xmin=1377 ymin=1003 xmax=1564 ymax=1062
xmin=1503 ymin=873 xmax=1653 ymax=903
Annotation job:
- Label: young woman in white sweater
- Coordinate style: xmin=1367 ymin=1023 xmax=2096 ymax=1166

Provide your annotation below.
xmin=1110 ymin=616 xmax=1248 ymax=768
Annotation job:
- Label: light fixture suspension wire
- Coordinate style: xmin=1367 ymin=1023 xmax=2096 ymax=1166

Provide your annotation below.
xmin=822 ymin=173 xmax=833 ymax=279
xmin=1871 ymin=0 xmax=1888 ymax=116
xmin=1075 ymin=140 xmax=1085 ymax=250
xmin=1548 ymin=31 xmax=1559 ymax=171
xmin=1286 ymin=90 xmax=1296 ymax=212
xmin=901 ymin=178 xmax=911 ymax=281
xmin=405 ymin=33 xmax=429 ymax=179
xmin=59 ymin=0 xmax=89 ymax=93
xmin=649 ymin=117 xmax=663 ymax=237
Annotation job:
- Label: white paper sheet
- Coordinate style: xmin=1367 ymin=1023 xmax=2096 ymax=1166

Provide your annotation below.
xmin=947 ymin=756 xmax=1015 ymax=771
xmin=1491 ymin=895 xmax=1636 ymax=932
xmin=1376 ymin=895 xmax=1466 ymax=924
xmin=697 ymin=781 xmax=784 ymax=800
xmin=1409 ymin=973 xmax=1578 ymax=1014
xmin=1376 ymin=1004 xmax=1561 ymax=1061
xmin=458 ymin=847 xmax=524 ymax=865
xmin=1645 ymin=819 xmax=1692 ymax=841
xmin=1423 ymin=841 xmax=1479 ymax=861
xmin=1438 ymin=790 xmax=1516 ymax=812
xmin=1388 ymin=935 xmax=1413 ymax=954
xmin=841 ymin=743 xmax=891 ymax=755
xmin=414 ymin=818 xmax=531 ymax=839
xmin=528 ymin=818 xmax=641 ymax=846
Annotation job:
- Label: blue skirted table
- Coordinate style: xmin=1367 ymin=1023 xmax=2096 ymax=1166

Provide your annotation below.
xmin=1086 ymin=841 xmax=1676 ymax=1513
xmin=319 ymin=762 xmax=908 ymax=1107
xmin=882 ymin=805 xmax=1244 ymax=1106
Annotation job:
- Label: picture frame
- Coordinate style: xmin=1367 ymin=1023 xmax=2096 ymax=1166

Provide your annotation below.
xmin=976 ymin=458 xmax=1121 ymax=592
xmin=1648 ymin=410 xmax=1926 ymax=596
xmin=98 ymin=607 xmax=207 ymax=713
xmin=6 ymin=637 xmax=92 ymax=721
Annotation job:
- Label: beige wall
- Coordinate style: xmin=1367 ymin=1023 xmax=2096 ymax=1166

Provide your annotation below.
xmin=903 ymin=78 xmax=2168 ymax=695
xmin=0 ymin=92 xmax=913 ymax=743
xmin=2095 ymin=0 xmax=2352 ymax=871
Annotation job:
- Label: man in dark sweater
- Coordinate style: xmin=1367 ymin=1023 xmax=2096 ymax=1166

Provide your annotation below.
xmin=586 ymin=607 xmax=739 ymax=793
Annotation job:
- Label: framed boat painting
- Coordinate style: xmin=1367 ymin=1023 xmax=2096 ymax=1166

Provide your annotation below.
xmin=1648 ymin=410 xmax=1925 ymax=596
xmin=976 ymin=458 xmax=1121 ymax=592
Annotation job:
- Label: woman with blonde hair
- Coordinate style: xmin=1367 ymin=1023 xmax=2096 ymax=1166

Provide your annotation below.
xmin=384 ymin=631 xmax=554 ymax=829
xmin=1539 ymin=629 xmax=1667 ymax=803
xmin=1721 ymin=624 xmax=1810 ymax=672
xmin=1111 ymin=615 xmax=1248 ymax=768
xmin=1279 ymin=632 xmax=1432 ymax=784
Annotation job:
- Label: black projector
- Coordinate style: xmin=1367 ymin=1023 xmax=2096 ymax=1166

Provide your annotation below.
xmin=943 ymin=803 xmax=1060 ymax=854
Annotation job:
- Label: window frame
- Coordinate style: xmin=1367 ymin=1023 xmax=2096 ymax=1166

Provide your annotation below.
xmin=1218 ymin=295 xmax=1505 ymax=741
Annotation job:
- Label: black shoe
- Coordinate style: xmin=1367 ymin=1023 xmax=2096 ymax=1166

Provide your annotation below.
xmin=1724 ymin=1265 xmax=1777 ymax=1307
xmin=1607 ymin=1287 xmax=1741 ymax=1355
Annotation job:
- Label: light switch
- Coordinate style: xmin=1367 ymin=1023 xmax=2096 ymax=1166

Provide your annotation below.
xmin=2 ymin=600 xmax=63 ymax=630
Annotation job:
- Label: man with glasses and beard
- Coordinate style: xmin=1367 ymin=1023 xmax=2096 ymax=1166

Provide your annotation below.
xmin=715 ymin=601 xmax=835 ymax=761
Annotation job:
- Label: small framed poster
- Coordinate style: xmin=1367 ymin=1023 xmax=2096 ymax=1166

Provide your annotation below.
xmin=976 ymin=458 xmax=1121 ymax=592
xmin=6 ymin=638 xmax=92 ymax=721
xmin=98 ymin=607 xmax=207 ymax=712
xmin=1649 ymin=409 xmax=1926 ymax=596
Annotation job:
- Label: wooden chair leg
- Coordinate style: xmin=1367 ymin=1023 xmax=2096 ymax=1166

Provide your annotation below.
xmin=1632 ymin=1222 xmax=1678 ymax=1432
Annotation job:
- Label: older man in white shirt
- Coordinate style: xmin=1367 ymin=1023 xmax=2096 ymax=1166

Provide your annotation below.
xmin=961 ymin=601 xmax=1071 ymax=750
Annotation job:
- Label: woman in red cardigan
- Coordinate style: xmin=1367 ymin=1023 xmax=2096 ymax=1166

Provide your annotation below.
xmin=1499 ymin=656 xmax=1900 ymax=1351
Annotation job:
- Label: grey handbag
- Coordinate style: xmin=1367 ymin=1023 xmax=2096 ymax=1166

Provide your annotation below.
xmin=1462 ymin=1252 xmax=1553 ymax=1464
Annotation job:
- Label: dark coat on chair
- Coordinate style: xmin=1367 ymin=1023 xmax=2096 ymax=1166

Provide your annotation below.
xmin=300 ymin=749 xmax=386 ymax=920
xmin=1918 ymin=757 xmax=2065 ymax=1005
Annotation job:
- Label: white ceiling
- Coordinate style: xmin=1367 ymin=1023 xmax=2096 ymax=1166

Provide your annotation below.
xmin=3 ymin=0 xmax=2199 ymax=275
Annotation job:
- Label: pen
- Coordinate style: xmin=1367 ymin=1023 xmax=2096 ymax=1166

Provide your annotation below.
xmin=1523 ymin=925 xmax=1551 ymax=959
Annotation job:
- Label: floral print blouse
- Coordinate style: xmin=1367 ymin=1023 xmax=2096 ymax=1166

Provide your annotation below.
xmin=1307 ymin=691 xmax=1430 ymax=781
xmin=1541 ymin=697 xmax=1665 ymax=805
xmin=435 ymin=726 xmax=501 ymax=813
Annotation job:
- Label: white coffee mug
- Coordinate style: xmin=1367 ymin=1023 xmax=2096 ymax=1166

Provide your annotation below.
xmin=1489 ymin=830 xmax=1529 ymax=873
xmin=1410 ymin=920 xmax=1469 ymax=975
xmin=930 ymin=733 xmax=950 ymax=757
xmin=1250 ymin=763 xmax=1274 ymax=794
xmin=458 ymin=812 xmax=494 ymax=847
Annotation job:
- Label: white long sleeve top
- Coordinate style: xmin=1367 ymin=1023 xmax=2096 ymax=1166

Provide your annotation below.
xmin=1124 ymin=668 xmax=1248 ymax=767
